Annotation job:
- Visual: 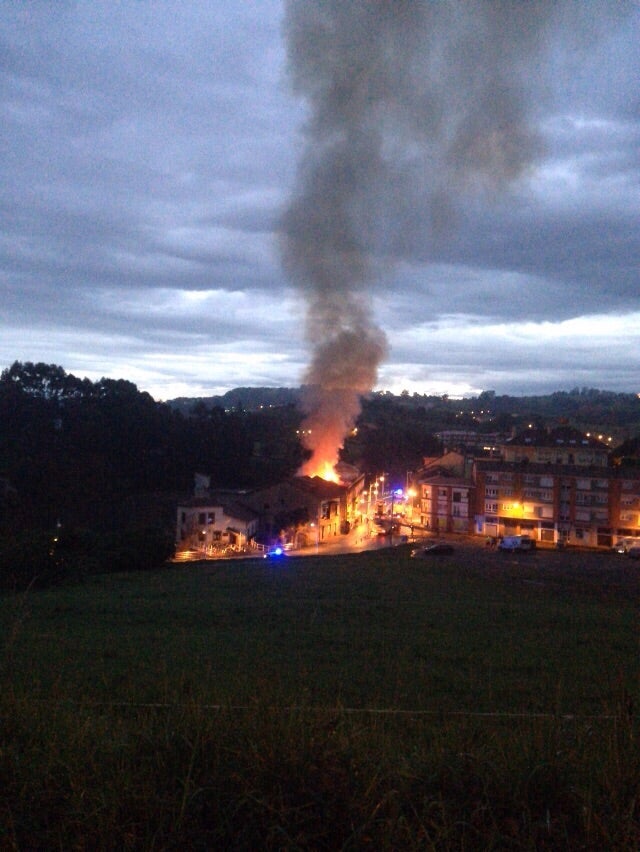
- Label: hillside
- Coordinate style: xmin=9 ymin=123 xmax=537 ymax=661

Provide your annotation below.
xmin=169 ymin=386 xmax=301 ymax=414
xmin=169 ymin=385 xmax=640 ymax=441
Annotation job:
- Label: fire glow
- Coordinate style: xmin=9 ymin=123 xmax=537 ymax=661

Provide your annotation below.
xmin=295 ymin=385 xmax=368 ymax=483
xmin=307 ymin=460 xmax=340 ymax=483
xmin=297 ymin=425 xmax=342 ymax=482
xmin=297 ymin=427 xmax=340 ymax=481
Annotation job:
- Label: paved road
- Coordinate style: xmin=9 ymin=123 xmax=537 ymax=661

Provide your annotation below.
xmin=181 ymin=524 xmax=600 ymax=564
xmin=289 ymin=520 xmax=432 ymax=557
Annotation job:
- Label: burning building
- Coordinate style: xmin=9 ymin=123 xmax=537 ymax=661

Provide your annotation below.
xmin=175 ymin=471 xmax=366 ymax=557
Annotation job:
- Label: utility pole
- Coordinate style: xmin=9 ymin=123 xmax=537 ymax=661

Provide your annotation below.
xmin=390 ymin=488 xmax=402 ymax=547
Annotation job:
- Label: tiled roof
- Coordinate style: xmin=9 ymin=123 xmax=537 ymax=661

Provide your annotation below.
xmin=177 ymin=495 xmax=258 ymax=520
xmin=474 ymin=459 xmax=637 ymax=479
xmin=506 ymin=426 xmax=607 ymax=449
xmin=293 ymin=475 xmax=348 ymax=499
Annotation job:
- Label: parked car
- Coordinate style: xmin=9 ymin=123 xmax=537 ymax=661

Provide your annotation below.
xmin=612 ymin=537 xmax=640 ymax=554
xmin=627 ymin=546 xmax=640 ymax=559
xmin=411 ymin=543 xmax=454 ymax=557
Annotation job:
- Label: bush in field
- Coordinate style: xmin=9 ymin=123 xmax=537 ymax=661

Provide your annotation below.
xmin=94 ymin=526 xmax=175 ymax=573
xmin=0 ymin=524 xmax=174 ymax=591
xmin=0 ymin=529 xmax=72 ymax=591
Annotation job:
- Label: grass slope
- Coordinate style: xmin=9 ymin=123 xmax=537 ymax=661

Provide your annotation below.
xmin=1 ymin=544 xmax=638 ymax=848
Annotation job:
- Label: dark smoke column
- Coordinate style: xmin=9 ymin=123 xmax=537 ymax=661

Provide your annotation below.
xmin=280 ymin=2 xmax=398 ymax=477
xmin=281 ymin=1 xmax=559 ymax=477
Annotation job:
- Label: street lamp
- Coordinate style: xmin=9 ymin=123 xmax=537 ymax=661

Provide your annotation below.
xmin=390 ymin=488 xmax=403 ymax=546
xmin=309 ymin=520 xmax=319 ymax=553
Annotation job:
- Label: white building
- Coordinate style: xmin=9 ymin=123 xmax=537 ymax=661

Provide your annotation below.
xmin=176 ymin=496 xmax=259 ymax=556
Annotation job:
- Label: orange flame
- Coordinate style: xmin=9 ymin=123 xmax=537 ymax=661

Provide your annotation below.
xmin=300 ymin=457 xmax=340 ymax=483
xmin=315 ymin=461 xmax=341 ymax=483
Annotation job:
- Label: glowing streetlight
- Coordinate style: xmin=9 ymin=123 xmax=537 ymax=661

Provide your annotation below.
xmin=390 ymin=488 xmax=403 ymax=546
xmin=407 ymin=487 xmax=417 ymax=521
xmin=309 ymin=520 xmax=319 ymax=553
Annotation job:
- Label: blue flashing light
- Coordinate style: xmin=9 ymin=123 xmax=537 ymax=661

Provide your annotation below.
xmin=264 ymin=546 xmax=287 ymax=559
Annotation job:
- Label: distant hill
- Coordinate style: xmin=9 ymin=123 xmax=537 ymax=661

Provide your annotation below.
xmin=168 ymin=386 xmax=301 ymax=414
xmin=167 ymin=385 xmax=640 ymax=440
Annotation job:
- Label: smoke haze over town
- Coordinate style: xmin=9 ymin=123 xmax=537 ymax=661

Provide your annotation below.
xmin=1 ymin=1 xmax=639 ymax=401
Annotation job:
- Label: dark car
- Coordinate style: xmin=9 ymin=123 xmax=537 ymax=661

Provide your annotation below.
xmin=411 ymin=543 xmax=454 ymax=557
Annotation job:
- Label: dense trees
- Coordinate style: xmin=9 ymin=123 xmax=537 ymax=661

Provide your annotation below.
xmin=0 ymin=362 xmax=308 ymax=586
xmin=3 ymin=364 xmax=639 ymax=530
xmin=0 ymin=364 xmax=311 ymax=524
xmin=0 ymin=362 xmax=307 ymax=531
xmin=456 ymin=388 xmax=640 ymax=435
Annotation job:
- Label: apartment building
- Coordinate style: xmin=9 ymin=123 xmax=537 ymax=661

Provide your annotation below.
xmin=502 ymin=425 xmax=610 ymax=467
xmin=473 ymin=460 xmax=640 ymax=548
xmin=417 ymin=475 xmax=475 ymax=535
xmin=414 ymin=426 xmax=640 ymax=547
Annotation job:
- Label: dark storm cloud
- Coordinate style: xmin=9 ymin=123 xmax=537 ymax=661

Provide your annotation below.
xmin=0 ymin=1 xmax=638 ymax=398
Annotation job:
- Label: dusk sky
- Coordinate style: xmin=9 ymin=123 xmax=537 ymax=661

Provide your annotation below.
xmin=2 ymin=1 xmax=639 ymax=402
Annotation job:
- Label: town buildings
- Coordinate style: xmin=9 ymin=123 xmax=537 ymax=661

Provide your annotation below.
xmin=175 ymin=472 xmax=365 ymax=556
xmin=415 ymin=425 xmax=640 ymax=548
xmin=177 ymin=425 xmax=640 ymax=556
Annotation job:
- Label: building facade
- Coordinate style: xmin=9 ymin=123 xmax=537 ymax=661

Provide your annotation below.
xmin=473 ymin=461 xmax=640 ymax=547
xmin=418 ymin=475 xmax=475 ymax=535
xmin=412 ymin=426 xmax=640 ymax=548
xmin=502 ymin=425 xmax=610 ymax=467
xmin=176 ymin=497 xmax=260 ymax=556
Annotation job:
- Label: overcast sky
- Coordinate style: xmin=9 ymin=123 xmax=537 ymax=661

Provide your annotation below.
xmin=2 ymin=1 xmax=639 ymax=401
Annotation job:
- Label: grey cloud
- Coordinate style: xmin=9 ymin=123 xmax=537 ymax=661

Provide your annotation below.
xmin=0 ymin=0 xmax=638 ymax=400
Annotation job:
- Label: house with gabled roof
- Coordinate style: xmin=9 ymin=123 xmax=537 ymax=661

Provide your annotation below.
xmin=239 ymin=474 xmax=364 ymax=548
xmin=176 ymin=493 xmax=259 ymax=557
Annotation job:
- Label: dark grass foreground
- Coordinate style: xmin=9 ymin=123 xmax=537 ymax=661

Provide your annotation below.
xmin=1 ymin=546 xmax=639 ymax=849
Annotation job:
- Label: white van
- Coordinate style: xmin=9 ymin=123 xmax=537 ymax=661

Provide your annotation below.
xmin=498 ymin=534 xmax=536 ymax=552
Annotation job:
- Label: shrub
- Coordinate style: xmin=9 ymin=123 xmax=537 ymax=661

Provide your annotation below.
xmin=0 ymin=524 xmax=174 ymax=591
xmin=0 ymin=529 xmax=69 ymax=591
xmin=93 ymin=526 xmax=175 ymax=573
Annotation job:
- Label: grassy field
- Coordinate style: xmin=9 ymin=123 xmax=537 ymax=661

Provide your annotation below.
xmin=1 ymin=543 xmax=639 ymax=849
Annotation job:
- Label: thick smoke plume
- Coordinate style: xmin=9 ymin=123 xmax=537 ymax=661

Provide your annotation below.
xmin=280 ymin=1 xmax=590 ymax=476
